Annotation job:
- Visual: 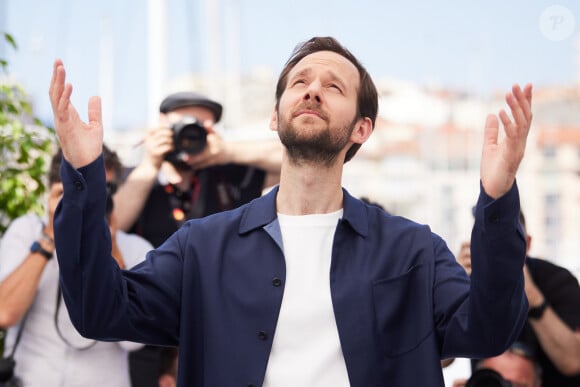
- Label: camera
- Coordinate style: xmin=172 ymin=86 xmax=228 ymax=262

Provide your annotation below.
xmin=169 ymin=117 xmax=207 ymax=155
xmin=466 ymin=368 xmax=512 ymax=387
xmin=0 ymin=357 xmax=15 ymax=382
xmin=0 ymin=356 xmax=22 ymax=386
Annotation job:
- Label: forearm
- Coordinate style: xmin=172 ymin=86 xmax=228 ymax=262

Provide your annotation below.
xmin=223 ymin=139 xmax=283 ymax=173
xmin=113 ymin=161 xmax=159 ymax=231
xmin=530 ymin=307 xmax=580 ymax=375
xmin=56 ymin=156 xmax=181 ymax=345
xmin=470 ymin=184 xmax=528 ymax=346
xmin=55 ymin=156 xmax=128 ymax=339
xmin=470 ymin=182 xmax=527 ymax=296
xmin=0 ymin=255 xmax=48 ymax=327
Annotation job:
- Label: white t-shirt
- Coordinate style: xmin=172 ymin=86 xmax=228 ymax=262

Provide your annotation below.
xmin=263 ymin=210 xmax=350 ymax=387
xmin=0 ymin=213 xmax=153 ymax=387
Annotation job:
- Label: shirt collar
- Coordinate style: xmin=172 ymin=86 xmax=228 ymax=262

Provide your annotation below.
xmin=238 ymin=186 xmax=368 ymax=238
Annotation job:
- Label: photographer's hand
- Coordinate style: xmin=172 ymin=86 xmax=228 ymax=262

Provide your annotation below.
xmin=182 ymin=121 xmax=227 ymax=170
xmin=142 ymin=125 xmax=174 ymax=170
xmin=183 ymin=121 xmax=283 ymax=180
xmin=114 ymin=125 xmax=173 ymax=232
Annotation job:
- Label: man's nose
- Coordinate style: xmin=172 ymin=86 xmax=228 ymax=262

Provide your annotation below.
xmin=303 ymin=80 xmax=322 ymax=103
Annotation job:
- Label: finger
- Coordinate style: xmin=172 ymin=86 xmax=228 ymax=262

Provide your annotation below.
xmin=48 ymin=60 xmax=59 ymax=102
xmin=498 ymin=109 xmax=512 ymax=131
xmin=523 ymin=83 xmax=533 ymax=122
xmin=50 ymin=61 xmax=66 ymax=110
xmin=524 ymin=83 xmax=533 ymax=107
xmin=56 ymin=83 xmax=73 ymax=120
xmin=483 ymin=114 xmax=499 ymax=146
xmin=506 ymin=92 xmax=526 ymax=133
xmin=88 ymin=96 xmax=102 ymax=126
xmin=203 ymin=119 xmax=215 ymax=134
xmin=512 ymin=84 xmax=532 ymax=123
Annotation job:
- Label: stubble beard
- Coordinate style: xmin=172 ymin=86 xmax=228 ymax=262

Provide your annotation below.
xmin=278 ymin=113 xmax=357 ymax=168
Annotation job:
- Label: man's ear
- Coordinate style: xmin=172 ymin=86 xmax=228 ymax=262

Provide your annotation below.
xmin=350 ymin=117 xmax=373 ymax=145
xmin=269 ymin=107 xmax=279 ymax=132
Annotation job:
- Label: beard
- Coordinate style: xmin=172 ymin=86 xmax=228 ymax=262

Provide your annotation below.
xmin=277 ymin=106 xmax=358 ymax=167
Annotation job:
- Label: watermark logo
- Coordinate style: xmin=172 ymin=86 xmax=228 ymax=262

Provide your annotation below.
xmin=540 ymin=5 xmax=576 ymax=41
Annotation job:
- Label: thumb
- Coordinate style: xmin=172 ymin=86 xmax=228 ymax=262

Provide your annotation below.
xmin=483 ymin=114 xmax=499 ymax=147
xmin=87 ymin=96 xmax=102 ymax=126
xmin=203 ymin=119 xmax=216 ymax=134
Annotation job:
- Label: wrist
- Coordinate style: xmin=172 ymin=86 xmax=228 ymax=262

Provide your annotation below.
xmin=141 ymin=155 xmax=164 ymax=173
xmin=30 ymin=240 xmax=54 ymax=260
xmin=528 ymin=299 xmax=548 ymax=320
xmin=220 ymin=141 xmax=235 ymax=165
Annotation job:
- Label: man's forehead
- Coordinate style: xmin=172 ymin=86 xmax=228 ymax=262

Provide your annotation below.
xmin=290 ymin=50 xmax=359 ymax=80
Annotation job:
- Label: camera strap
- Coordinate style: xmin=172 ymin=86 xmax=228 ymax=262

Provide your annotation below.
xmin=189 ymin=172 xmax=209 ymax=219
xmin=3 ymin=309 xmax=30 ymax=360
xmin=188 ymin=170 xmax=234 ymax=218
xmin=165 ymin=175 xmax=203 ymax=226
xmin=54 ymin=283 xmax=97 ymax=350
xmin=165 ymin=169 xmax=234 ymax=225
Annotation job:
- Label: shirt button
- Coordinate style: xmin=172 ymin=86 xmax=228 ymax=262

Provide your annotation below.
xmin=73 ymin=180 xmax=84 ymax=191
xmin=490 ymin=214 xmax=500 ymax=223
xmin=272 ymin=277 xmax=282 ymax=287
xmin=257 ymin=330 xmax=268 ymax=341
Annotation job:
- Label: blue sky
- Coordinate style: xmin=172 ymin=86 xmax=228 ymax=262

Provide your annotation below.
xmin=2 ymin=0 xmax=580 ymax=129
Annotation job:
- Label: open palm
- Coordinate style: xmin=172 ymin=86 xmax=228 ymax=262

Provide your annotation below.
xmin=49 ymin=59 xmax=104 ymax=169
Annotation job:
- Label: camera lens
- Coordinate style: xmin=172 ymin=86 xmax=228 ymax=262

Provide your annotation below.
xmin=172 ymin=118 xmax=207 ymax=155
xmin=466 ymin=369 xmax=512 ymax=387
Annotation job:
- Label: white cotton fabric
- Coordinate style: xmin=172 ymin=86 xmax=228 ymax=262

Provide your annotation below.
xmin=263 ymin=209 xmax=350 ymax=387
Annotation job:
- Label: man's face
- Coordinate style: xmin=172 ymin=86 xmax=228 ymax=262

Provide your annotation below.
xmin=271 ymin=50 xmax=361 ymax=166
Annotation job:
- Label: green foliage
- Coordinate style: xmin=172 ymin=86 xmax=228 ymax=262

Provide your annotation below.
xmin=0 ymin=33 xmax=56 ymax=236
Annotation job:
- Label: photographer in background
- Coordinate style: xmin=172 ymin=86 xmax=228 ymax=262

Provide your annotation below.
xmin=453 ymin=342 xmax=542 ymax=387
xmin=454 ymin=209 xmax=580 ymax=386
xmin=113 ymin=91 xmax=283 ymax=247
xmin=0 ymin=146 xmax=152 ymax=387
xmin=113 ymin=92 xmax=283 ymax=387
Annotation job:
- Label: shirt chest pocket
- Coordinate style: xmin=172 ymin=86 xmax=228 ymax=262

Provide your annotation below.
xmin=372 ymin=263 xmax=433 ymax=357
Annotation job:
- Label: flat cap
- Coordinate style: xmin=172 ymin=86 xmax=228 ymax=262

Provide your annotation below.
xmin=159 ymin=92 xmax=223 ymax=123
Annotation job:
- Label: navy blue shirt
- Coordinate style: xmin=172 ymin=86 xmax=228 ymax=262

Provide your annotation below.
xmin=54 ymin=155 xmax=528 ymax=387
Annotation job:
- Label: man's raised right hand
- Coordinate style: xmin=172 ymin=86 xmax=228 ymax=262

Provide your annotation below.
xmin=49 ymin=59 xmax=103 ymax=169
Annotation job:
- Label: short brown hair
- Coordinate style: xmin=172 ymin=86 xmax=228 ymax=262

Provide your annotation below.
xmin=275 ymin=36 xmax=378 ymax=162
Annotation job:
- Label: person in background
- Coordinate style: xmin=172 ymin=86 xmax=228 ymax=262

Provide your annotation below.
xmin=113 ymin=92 xmax=282 ymax=387
xmin=49 ymin=36 xmax=532 ymax=386
xmin=0 ymin=146 xmax=153 ymax=386
xmin=114 ymin=91 xmax=283 ymax=247
xmin=453 ymin=342 xmax=542 ymax=387
xmin=455 ymin=210 xmax=580 ymax=386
